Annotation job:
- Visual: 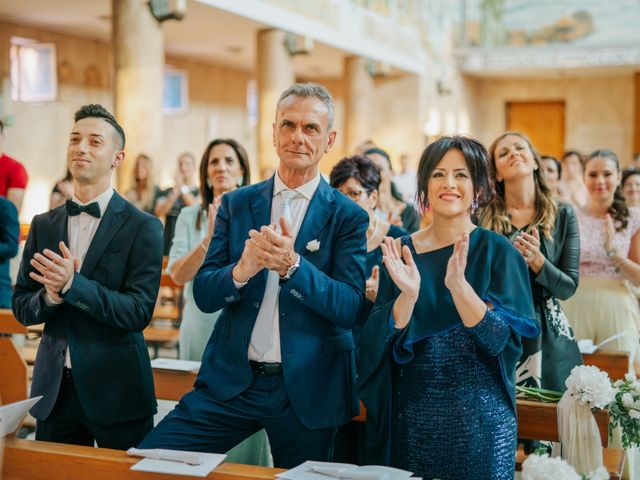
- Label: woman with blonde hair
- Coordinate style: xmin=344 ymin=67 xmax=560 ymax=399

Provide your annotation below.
xmin=479 ymin=131 xmax=582 ymax=395
xmin=125 ymin=153 xmax=161 ymax=214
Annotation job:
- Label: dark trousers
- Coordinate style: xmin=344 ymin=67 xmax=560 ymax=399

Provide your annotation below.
xmin=139 ymin=371 xmax=336 ymax=468
xmin=35 ymin=368 xmax=153 ymax=450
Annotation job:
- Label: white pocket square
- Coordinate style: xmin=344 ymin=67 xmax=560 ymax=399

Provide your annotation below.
xmin=306 ymin=240 xmax=320 ymax=252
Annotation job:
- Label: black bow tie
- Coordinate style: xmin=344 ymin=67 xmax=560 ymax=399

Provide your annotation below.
xmin=65 ymin=199 xmax=101 ymax=218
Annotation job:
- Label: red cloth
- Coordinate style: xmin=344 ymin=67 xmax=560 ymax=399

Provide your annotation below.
xmin=0 ymin=154 xmax=28 ymax=197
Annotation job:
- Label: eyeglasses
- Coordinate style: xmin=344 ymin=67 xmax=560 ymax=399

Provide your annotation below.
xmin=341 ymin=189 xmax=368 ymax=200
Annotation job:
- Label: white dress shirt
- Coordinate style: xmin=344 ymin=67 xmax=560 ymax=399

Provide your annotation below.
xmin=45 ymin=187 xmax=114 ymax=368
xmin=245 ymin=172 xmax=320 ymax=362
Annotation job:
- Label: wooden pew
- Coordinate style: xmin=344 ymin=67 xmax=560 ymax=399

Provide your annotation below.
xmin=2 ymin=437 xmax=284 ymax=480
xmin=0 ymin=309 xmax=28 ymax=405
xmin=0 ymin=309 xmax=26 ymax=335
xmin=583 ymin=350 xmax=630 ymax=381
xmin=153 ymin=368 xmax=197 ymax=401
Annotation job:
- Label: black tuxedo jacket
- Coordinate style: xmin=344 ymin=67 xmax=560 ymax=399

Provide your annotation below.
xmin=12 ymin=192 xmax=163 ymax=425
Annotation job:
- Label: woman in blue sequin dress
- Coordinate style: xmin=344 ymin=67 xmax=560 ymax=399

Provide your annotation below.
xmin=357 ymin=136 xmax=539 ymax=479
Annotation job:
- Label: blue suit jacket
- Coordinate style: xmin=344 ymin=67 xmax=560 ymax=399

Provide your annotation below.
xmin=12 ymin=193 xmax=163 ymax=425
xmin=193 ymin=176 xmax=368 ymax=429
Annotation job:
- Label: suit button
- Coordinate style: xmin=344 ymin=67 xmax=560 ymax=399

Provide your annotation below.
xmin=225 ymin=295 xmax=235 ymax=303
xmin=253 ymin=302 xmax=260 ymax=309
xmin=242 ymin=338 xmax=249 ymax=346
xmin=61 ymin=350 xmax=65 ymax=356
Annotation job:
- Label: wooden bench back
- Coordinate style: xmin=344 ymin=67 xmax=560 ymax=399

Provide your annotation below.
xmin=0 ymin=309 xmax=26 ymax=335
xmin=583 ymin=350 xmax=630 ymax=381
xmin=0 ymin=337 xmax=28 ymax=405
xmin=2 ymin=438 xmax=283 ymax=480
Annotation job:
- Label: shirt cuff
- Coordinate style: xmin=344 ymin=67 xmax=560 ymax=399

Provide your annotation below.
xmin=43 ymin=290 xmax=63 ymax=306
xmin=232 ymin=278 xmax=248 ymax=290
xmin=61 ymin=274 xmax=74 ymax=295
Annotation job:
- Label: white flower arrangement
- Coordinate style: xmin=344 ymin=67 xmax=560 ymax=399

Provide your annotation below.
xmin=521 ymin=454 xmax=608 ymax=480
xmin=609 ymin=371 xmax=640 ymax=448
xmin=565 ymin=365 xmax=615 ymax=409
xmin=306 ymin=239 xmax=320 ymax=252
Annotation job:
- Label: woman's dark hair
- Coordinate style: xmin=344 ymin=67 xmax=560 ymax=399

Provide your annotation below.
xmin=622 ymin=168 xmax=640 ymax=189
xmin=416 ymin=136 xmax=493 ymax=212
xmin=329 ymin=155 xmax=381 ymax=194
xmin=586 ymin=149 xmax=628 ymax=231
xmin=196 ymin=138 xmax=251 ymax=230
xmin=541 ymin=155 xmax=562 ymax=179
xmin=363 ymin=147 xmax=405 ymax=202
xmin=479 ymin=131 xmax=557 ymax=239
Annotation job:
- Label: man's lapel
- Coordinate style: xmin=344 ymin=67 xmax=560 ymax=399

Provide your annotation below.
xmin=250 ymin=177 xmax=274 ymax=229
xmin=79 ymin=192 xmax=129 ymax=278
xmin=295 ymin=178 xmax=334 ymax=254
xmin=48 ymin=206 xmax=69 ymax=247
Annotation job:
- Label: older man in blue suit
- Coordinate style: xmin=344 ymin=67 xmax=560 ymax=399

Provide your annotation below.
xmin=140 ymin=83 xmax=368 ymax=467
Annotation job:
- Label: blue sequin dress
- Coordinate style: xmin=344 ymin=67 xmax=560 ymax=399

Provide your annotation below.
xmin=356 ymin=229 xmax=538 ymax=479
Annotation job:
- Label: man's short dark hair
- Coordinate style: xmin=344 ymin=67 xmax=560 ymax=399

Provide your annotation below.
xmin=74 ymin=104 xmax=125 ymax=150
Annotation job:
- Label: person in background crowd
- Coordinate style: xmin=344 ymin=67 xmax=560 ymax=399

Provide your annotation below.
xmin=622 ymin=168 xmax=640 ymax=208
xmin=155 ymin=152 xmax=200 ymax=255
xmin=0 ymin=119 xmax=29 ymax=213
xmin=562 ymin=149 xmax=640 ymax=370
xmin=0 ymin=196 xmax=19 ymax=308
xmin=560 ymin=150 xmax=587 ymax=208
xmin=50 ymin=169 xmax=74 ymax=210
xmin=561 ymin=149 xmax=640 ymax=479
xmin=169 ymin=139 xmax=251 ymax=360
xmin=364 ymin=147 xmax=420 ymax=232
xmin=12 ymin=104 xmax=163 ymax=450
xmin=480 ymin=131 xmax=581 ymax=399
xmin=329 ymin=154 xmax=407 ymax=464
xmin=355 ymin=139 xmax=376 ymax=156
xmin=632 ymin=152 xmax=640 ymax=170
xmin=125 ymin=154 xmax=162 ymax=214
xmin=358 ymin=136 xmax=537 ymax=478
xmin=393 ymin=153 xmax=418 ymax=206
xmin=539 ymin=155 xmax=567 ymax=201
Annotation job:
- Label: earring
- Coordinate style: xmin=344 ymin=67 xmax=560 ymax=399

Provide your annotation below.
xmin=471 ymin=198 xmax=479 ymax=213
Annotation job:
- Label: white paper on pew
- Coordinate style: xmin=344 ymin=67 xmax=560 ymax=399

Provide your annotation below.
xmin=277 ymin=461 xmax=413 ymax=480
xmin=129 ymin=450 xmax=225 ymax=477
xmin=0 ymin=396 xmax=42 ymax=437
xmin=578 ymin=332 xmax=627 ymax=354
xmin=151 ymin=358 xmax=201 ymax=372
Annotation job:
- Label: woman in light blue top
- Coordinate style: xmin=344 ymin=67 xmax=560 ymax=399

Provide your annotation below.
xmin=168 ymin=139 xmax=271 ymax=466
xmin=168 ymin=138 xmax=251 ymax=360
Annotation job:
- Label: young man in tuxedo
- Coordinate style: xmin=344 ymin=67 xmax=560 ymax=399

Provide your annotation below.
xmin=12 ymin=104 xmax=163 ymax=449
xmin=140 ymin=83 xmax=369 ymax=467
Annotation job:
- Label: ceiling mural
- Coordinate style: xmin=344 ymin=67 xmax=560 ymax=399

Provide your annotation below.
xmin=463 ymin=0 xmax=640 ymax=48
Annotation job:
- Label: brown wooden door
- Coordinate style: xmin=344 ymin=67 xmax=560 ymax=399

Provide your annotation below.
xmin=506 ymin=101 xmax=565 ymax=158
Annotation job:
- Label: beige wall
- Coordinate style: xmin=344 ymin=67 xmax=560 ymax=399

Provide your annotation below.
xmin=0 ymin=21 xmax=253 ymax=222
xmin=470 ymin=75 xmax=635 ymax=164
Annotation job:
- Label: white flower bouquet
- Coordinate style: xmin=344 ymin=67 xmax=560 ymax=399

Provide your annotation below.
xmin=521 ymin=454 xmax=608 ymax=480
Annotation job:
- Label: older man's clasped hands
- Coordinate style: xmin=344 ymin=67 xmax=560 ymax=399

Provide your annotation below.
xmin=232 ymin=216 xmax=298 ymax=283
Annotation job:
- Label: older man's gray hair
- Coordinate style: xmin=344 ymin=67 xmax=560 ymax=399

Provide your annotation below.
xmin=277 ymin=82 xmax=335 ymax=130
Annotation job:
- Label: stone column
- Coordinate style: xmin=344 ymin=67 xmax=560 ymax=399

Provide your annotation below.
xmin=256 ymin=29 xmax=294 ymax=178
xmin=112 ymin=0 xmax=164 ymax=191
xmin=344 ymin=56 xmax=373 ymax=155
